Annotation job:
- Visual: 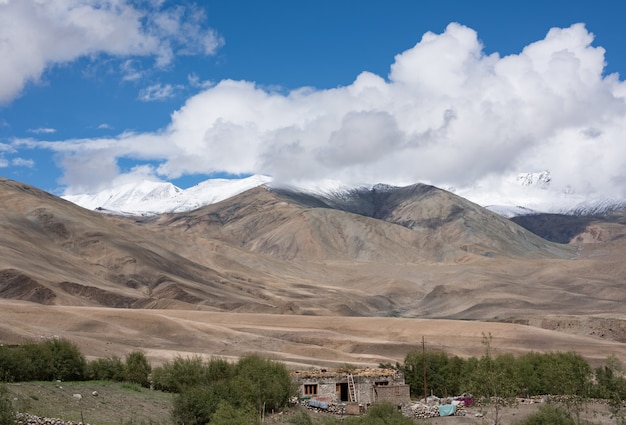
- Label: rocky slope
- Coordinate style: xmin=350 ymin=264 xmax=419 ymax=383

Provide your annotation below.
xmin=1 ymin=177 xmax=626 ymax=340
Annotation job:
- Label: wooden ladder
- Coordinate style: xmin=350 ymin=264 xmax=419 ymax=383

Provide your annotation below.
xmin=347 ymin=374 xmax=357 ymax=402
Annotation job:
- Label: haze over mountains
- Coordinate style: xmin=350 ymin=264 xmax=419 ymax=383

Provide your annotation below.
xmin=2 ymin=175 xmax=626 ymax=366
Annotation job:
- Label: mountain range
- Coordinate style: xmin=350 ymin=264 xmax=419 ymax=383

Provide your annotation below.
xmin=2 ymin=175 xmax=626 ymax=366
xmin=62 ymin=172 xmax=626 ymax=218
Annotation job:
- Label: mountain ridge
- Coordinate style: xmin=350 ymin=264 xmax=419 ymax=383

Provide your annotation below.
xmin=2 ymin=176 xmax=626 ymax=345
xmin=61 ymin=172 xmax=626 ymax=218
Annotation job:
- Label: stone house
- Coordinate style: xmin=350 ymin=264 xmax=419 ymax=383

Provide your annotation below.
xmin=291 ymin=368 xmax=410 ymax=406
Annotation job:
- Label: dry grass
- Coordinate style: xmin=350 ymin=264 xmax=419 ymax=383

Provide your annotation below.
xmin=7 ymin=381 xmax=173 ymax=425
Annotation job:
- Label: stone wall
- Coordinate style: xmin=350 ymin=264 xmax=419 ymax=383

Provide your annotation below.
xmin=293 ymin=368 xmax=408 ymax=405
xmin=372 ymin=384 xmax=411 ymax=404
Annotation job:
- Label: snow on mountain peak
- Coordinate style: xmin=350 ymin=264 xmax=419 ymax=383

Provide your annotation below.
xmin=62 ymin=172 xmax=626 ymax=218
xmin=515 ymin=170 xmax=551 ymax=188
xmin=63 ymin=175 xmax=273 ymax=216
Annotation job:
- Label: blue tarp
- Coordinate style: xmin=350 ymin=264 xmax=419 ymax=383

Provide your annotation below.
xmin=309 ymin=399 xmax=329 ymax=410
xmin=438 ymin=404 xmax=456 ymax=417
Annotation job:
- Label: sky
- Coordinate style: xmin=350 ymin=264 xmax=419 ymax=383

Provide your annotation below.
xmin=1 ymin=0 xmax=626 ymax=203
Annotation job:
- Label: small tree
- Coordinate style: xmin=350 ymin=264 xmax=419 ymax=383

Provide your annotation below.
xmin=464 ymin=333 xmax=517 ymax=425
xmin=124 ymin=351 xmax=151 ymax=387
xmin=594 ymin=355 xmax=626 ymax=424
xmin=234 ymin=354 xmax=294 ymax=413
xmin=403 ymin=350 xmax=464 ymax=398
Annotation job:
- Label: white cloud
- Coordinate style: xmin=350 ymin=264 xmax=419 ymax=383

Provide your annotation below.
xmin=12 ymin=157 xmax=34 ymax=167
xmin=0 ymin=0 xmax=223 ymax=104
xmin=188 ymin=73 xmax=214 ymax=89
xmin=138 ymin=83 xmax=181 ymax=101
xmin=28 ymin=127 xmax=56 ymax=134
xmin=0 ymin=142 xmax=14 ymax=152
xmin=97 ymin=123 xmax=113 ymax=130
xmin=21 ymin=23 xmax=626 ymax=202
xmin=120 ymin=59 xmax=143 ymax=82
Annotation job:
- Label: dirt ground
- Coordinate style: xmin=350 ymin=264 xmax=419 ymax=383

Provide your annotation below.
xmin=2 ymin=300 xmax=626 ymax=369
xmin=265 ymin=400 xmax=620 ymax=425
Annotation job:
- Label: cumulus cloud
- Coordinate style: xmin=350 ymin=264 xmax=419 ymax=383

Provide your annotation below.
xmin=0 ymin=0 xmax=223 ymax=104
xmin=21 ymin=22 xmax=626 ymax=202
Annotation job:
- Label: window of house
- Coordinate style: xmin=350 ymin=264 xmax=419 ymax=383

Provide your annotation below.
xmin=304 ymin=384 xmax=318 ymax=396
xmin=375 ymin=381 xmax=389 ymax=386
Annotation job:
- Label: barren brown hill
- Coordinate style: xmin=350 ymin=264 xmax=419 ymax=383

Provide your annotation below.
xmin=2 ymin=177 xmax=626 ymax=367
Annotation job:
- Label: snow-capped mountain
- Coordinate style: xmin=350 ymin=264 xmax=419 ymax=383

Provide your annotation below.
xmin=63 ymin=175 xmax=273 ymax=216
xmin=62 ymin=172 xmax=626 ymax=217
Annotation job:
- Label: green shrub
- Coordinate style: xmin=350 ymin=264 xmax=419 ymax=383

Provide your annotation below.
xmin=88 ymin=356 xmax=126 ymax=381
xmin=152 ymin=355 xmax=209 ymax=393
xmin=0 ymin=345 xmax=22 ymax=382
xmin=403 ymin=350 xmax=464 ymax=397
xmin=234 ymin=354 xmax=294 ymax=412
xmin=171 ymin=354 xmax=293 ymax=424
xmin=172 ymin=385 xmax=218 ymax=425
xmin=206 ymin=357 xmax=234 ymax=382
xmin=124 ymin=351 xmax=151 ymax=387
xmin=45 ymin=338 xmax=87 ymax=381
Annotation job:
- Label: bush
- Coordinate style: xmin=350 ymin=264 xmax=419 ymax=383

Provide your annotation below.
xmin=124 ymin=351 xmax=151 ymax=387
xmin=171 ymin=354 xmax=293 ymax=424
xmin=45 ymin=338 xmax=87 ymax=381
xmin=172 ymin=385 xmax=214 ymax=425
xmin=88 ymin=356 xmax=125 ymax=381
xmin=234 ymin=354 xmax=294 ymax=412
xmin=0 ymin=345 xmax=25 ymax=382
xmin=152 ymin=355 xmax=209 ymax=393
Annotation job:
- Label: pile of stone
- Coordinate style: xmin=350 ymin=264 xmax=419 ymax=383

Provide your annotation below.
xmin=303 ymin=398 xmax=344 ymax=415
xmin=15 ymin=413 xmax=90 ymax=425
xmin=401 ymin=396 xmax=469 ymax=420
xmin=401 ymin=403 xmax=440 ymax=419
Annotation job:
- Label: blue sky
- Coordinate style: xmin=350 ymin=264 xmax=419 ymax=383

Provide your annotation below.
xmin=1 ymin=1 xmax=626 ymax=200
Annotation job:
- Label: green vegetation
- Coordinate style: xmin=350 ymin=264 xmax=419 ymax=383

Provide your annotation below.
xmin=402 ymin=339 xmax=597 ymax=400
xmin=124 ymin=351 xmax=152 ymax=388
xmin=169 ymin=354 xmax=293 ymax=425
xmin=7 ymin=380 xmax=173 ymax=425
xmin=87 ymin=356 xmax=125 ymax=382
xmin=0 ymin=338 xmax=86 ymax=382
xmin=3 ymin=337 xmax=626 ymax=424
xmin=0 ymin=384 xmax=15 ymax=425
